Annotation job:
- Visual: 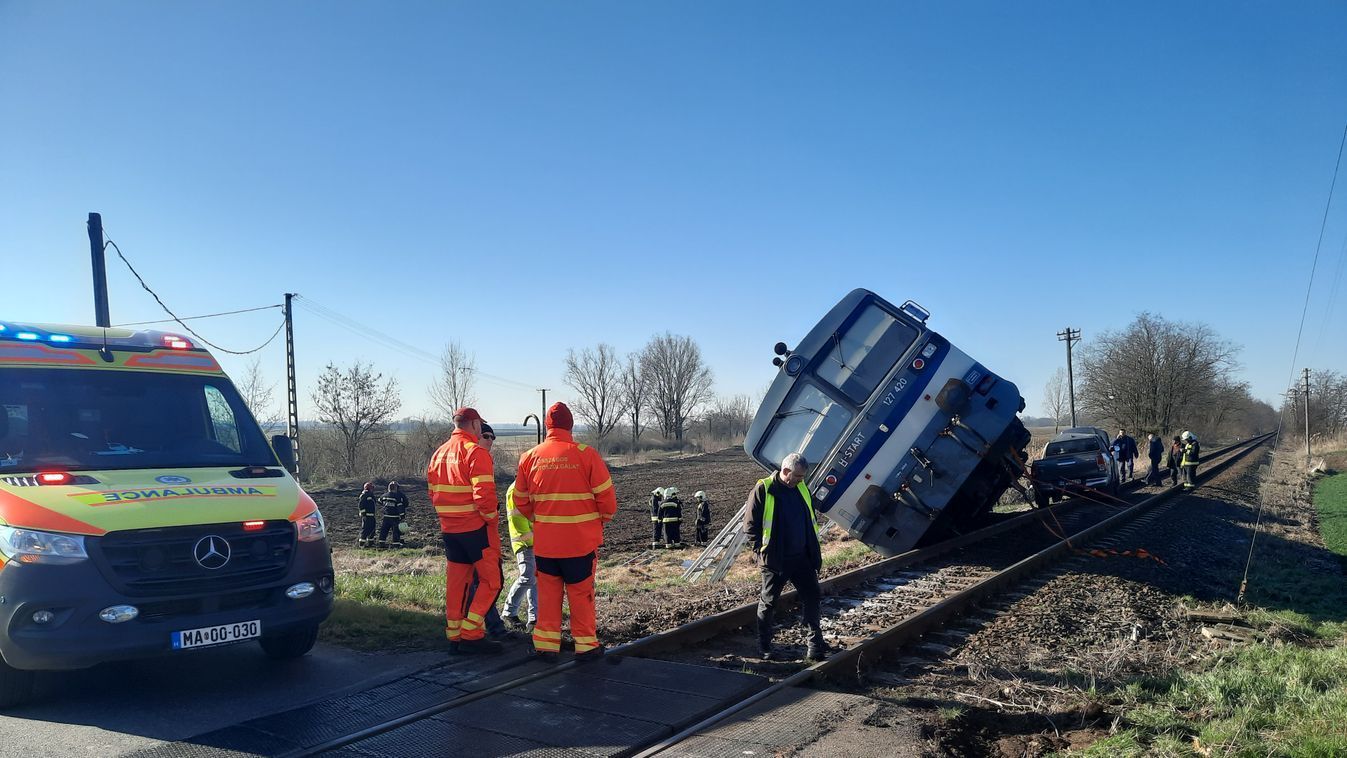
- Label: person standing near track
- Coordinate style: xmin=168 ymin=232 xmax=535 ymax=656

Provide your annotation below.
xmin=659 ymin=486 xmax=685 ymax=548
xmin=649 ymin=487 xmax=665 ymax=549
xmin=1180 ymin=430 xmax=1201 ymax=489
xmin=693 ymin=490 xmax=712 ymax=546
xmin=1167 ymin=435 xmax=1182 ymax=486
xmin=512 ymin=402 xmax=617 ymax=659
xmin=376 ymin=482 xmax=409 ymax=549
xmin=501 ymin=481 xmax=539 ymax=631
xmin=1113 ymin=429 xmax=1138 ymax=482
xmin=1145 ymin=433 xmax=1165 ymax=485
xmin=428 ymin=408 xmax=502 ymax=654
xmin=357 ymin=482 xmax=379 ymax=547
xmin=744 ymin=452 xmax=827 ymax=662
xmin=467 ymin=422 xmax=508 ymax=639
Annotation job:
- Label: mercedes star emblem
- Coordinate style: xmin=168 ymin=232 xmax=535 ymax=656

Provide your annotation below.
xmin=193 ymin=535 xmax=232 ymax=570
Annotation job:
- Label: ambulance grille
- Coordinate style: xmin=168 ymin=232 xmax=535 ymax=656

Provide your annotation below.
xmin=90 ymin=521 xmax=295 ymax=597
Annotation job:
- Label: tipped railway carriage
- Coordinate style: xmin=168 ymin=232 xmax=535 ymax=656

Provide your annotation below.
xmin=745 ymin=289 xmax=1032 ymax=556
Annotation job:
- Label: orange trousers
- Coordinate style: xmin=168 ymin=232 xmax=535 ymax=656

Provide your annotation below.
xmin=443 ymin=526 xmax=502 ymax=642
xmin=533 ymin=552 xmax=599 ymax=654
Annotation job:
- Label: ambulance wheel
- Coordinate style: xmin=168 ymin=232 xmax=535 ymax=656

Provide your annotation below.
xmin=0 ymin=659 xmax=34 ymax=709
xmin=259 ymin=623 xmax=320 ymax=660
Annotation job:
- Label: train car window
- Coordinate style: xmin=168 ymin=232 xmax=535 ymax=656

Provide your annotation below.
xmin=758 ymin=382 xmax=855 ymax=471
xmin=814 ymin=304 xmax=919 ymax=404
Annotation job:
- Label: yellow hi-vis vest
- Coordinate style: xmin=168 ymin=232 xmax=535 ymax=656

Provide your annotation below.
xmin=1181 ymin=441 xmax=1200 ymax=467
xmin=759 ymin=475 xmax=819 ymax=553
xmin=505 ymin=484 xmax=534 ymax=554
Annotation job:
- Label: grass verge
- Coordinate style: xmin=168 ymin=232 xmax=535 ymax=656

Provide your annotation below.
xmin=1315 ymin=469 xmax=1347 ymax=570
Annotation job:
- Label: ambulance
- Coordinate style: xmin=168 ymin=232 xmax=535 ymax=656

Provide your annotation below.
xmin=0 ymin=321 xmax=334 ymax=706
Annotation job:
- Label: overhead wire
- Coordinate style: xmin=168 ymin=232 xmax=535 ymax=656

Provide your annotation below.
xmin=1236 ymin=119 xmax=1347 ymax=604
xmin=113 ymin=303 xmax=283 ymax=327
xmin=292 ymin=295 xmax=537 ymax=391
xmin=103 ymin=236 xmax=287 ymax=355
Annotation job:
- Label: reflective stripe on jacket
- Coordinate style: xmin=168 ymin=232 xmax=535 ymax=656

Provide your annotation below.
xmin=512 ymin=429 xmax=617 ymax=558
xmin=1181 ymin=441 xmax=1200 ymax=466
xmin=758 ymin=475 xmax=818 ymax=552
xmin=659 ymin=497 xmax=683 ymax=523
xmin=506 ymin=483 xmax=534 ymax=554
xmin=427 ymin=429 xmax=498 ymax=534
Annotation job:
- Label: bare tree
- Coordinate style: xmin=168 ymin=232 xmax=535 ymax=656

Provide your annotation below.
xmin=236 ymin=357 xmax=283 ymax=431
xmin=1079 ymin=313 xmax=1241 ymax=437
xmin=641 ymin=332 xmax=715 ymax=442
xmin=311 ymin=361 xmax=401 ymax=475
xmin=428 ymin=341 xmax=476 ymax=419
xmin=704 ymin=393 xmax=755 ymax=441
xmin=619 ymin=352 xmax=650 ymax=449
xmin=563 ymin=343 xmax=628 ymax=447
xmin=1042 ymin=367 xmax=1070 ymax=433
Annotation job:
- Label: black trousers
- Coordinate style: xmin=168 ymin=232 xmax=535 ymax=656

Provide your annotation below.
xmin=695 ymin=523 xmax=709 ymax=543
xmin=360 ymin=515 xmax=377 ymax=542
xmin=757 ymin=559 xmax=822 ymax=650
xmin=664 ymin=522 xmax=682 ymax=546
xmin=1183 ymin=464 xmax=1198 ymax=487
xmin=379 ymin=515 xmax=403 ymax=546
xmin=652 ymin=520 xmax=663 ymax=544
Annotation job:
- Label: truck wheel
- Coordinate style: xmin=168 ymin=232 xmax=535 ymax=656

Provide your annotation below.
xmin=259 ymin=623 xmax=320 ymax=660
xmin=0 ymin=660 xmax=35 ymax=709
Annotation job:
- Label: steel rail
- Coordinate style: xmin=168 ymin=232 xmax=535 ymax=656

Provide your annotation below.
xmin=632 ymin=433 xmax=1271 ymax=757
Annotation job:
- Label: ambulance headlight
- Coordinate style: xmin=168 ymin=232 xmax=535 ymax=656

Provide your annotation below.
xmin=296 ymin=510 xmax=326 ymax=542
xmin=0 ymin=526 xmax=89 ymax=565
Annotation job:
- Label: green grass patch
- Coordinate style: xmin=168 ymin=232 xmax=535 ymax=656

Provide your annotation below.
xmin=1315 ymin=471 xmax=1347 ymax=569
xmin=320 ymin=572 xmax=450 ymax=652
xmin=821 ymin=543 xmax=873 ymax=569
xmin=1107 ymin=643 xmax=1347 ymax=756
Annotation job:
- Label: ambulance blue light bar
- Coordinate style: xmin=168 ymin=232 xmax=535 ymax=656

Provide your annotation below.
xmin=16 ymin=332 xmax=38 ymax=340
xmin=49 ymin=334 xmax=72 ymax=343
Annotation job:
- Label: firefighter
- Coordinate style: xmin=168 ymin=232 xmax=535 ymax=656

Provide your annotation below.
xmin=745 ymin=452 xmax=827 ymax=662
xmin=649 ymin=487 xmax=665 ymax=549
xmin=1180 ymin=430 xmax=1201 ymax=489
xmin=357 ymin=482 xmax=379 ymax=547
xmin=428 ymin=407 xmax=502 ymax=654
xmin=660 ymin=486 xmax=684 ymax=548
xmin=693 ymin=490 xmax=712 ymax=546
xmin=377 ymin=481 xmax=409 ymax=548
xmin=512 ymin=402 xmax=617 ymax=660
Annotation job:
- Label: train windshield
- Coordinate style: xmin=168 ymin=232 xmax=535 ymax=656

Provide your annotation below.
xmin=814 ymin=303 xmax=920 ymax=404
xmin=757 ymin=382 xmax=855 ymax=471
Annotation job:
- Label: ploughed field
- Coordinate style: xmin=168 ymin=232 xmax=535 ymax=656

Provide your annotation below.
xmin=310 ymin=448 xmax=769 ymax=556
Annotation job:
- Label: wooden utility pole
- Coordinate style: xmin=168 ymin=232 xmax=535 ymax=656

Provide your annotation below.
xmin=1057 ymin=327 xmax=1081 ymax=427
xmin=1304 ymin=368 xmax=1312 ymax=467
xmin=87 ymin=213 xmax=111 ymax=327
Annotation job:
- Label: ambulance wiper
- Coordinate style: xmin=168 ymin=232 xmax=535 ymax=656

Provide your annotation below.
xmin=830 ymin=332 xmax=849 ymax=369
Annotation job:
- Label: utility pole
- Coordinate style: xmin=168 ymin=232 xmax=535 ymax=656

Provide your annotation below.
xmin=538 ymin=388 xmax=550 ymax=426
xmin=87 ymin=213 xmax=111 ymax=327
xmin=284 ymin=293 xmax=300 ymax=478
xmin=1304 ymin=368 xmax=1312 ymax=467
xmin=1057 ymin=327 xmax=1081 ymax=427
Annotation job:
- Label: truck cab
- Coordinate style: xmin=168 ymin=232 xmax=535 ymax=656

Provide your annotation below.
xmin=0 ymin=321 xmax=333 ymax=707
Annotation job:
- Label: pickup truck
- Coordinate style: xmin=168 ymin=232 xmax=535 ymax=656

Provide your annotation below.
xmin=1028 ymin=427 xmax=1119 ymax=507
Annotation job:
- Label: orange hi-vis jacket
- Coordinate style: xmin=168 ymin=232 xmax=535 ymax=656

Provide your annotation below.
xmin=513 ymin=429 xmax=617 ymax=558
xmin=427 ymin=429 xmax=498 ymax=534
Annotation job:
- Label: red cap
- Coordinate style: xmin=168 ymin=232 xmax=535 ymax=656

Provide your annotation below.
xmin=453 ymin=407 xmax=482 ymax=423
xmin=545 ymin=402 xmax=573 ymax=431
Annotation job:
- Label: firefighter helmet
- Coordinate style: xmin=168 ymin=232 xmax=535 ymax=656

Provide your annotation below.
xmin=1181 ymin=430 xmax=1194 ymax=441
xmin=651 ymin=487 xmax=664 ymax=497
xmin=694 ymin=490 xmax=707 ymax=501
xmin=664 ymin=486 xmax=679 ymax=497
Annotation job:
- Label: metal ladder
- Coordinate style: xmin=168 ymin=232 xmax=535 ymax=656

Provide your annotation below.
xmin=681 ymin=503 xmax=751 ymax=583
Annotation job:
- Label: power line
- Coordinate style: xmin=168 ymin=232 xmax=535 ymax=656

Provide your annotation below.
xmin=113 ymin=303 xmax=283 ymax=327
xmin=292 ymin=296 xmax=536 ymax=391
xmin=103 ymin=236 xmax=287 ymax=355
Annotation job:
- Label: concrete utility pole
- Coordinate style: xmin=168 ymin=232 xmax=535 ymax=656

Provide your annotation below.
xmin=1057 ymin=327 xmax=1081 ymax=427
xmin=1304 ymin=368 xmax=1312 ymax=467
xmin=284 ymin=293 xmax=300 ymax=478
xmin=87 ymin=213 xmax=111 ymax=327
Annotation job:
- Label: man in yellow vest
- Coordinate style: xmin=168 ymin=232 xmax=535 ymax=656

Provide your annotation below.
xmin=743 ymin=452 xmax=826 ymax=662
xmin=501 ymin=483 xmax=539 ymax=630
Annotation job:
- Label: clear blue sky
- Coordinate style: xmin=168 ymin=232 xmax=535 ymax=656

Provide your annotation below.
xmin=3 ymin=2 xmax=1345 ymax=423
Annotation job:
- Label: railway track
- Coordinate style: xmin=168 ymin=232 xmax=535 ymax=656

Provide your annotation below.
xmin=139 ymin=435 xmax=1270 ymax=758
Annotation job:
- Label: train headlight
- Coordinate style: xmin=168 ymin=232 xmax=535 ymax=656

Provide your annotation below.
xmin=784 ymin=355 xmax=805 ymax=375
xmin=816 ymin=486 xmax=831 ymax=500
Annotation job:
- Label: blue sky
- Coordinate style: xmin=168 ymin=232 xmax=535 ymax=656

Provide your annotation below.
xmin=2 ymin=2 xmax=1345 ymax=424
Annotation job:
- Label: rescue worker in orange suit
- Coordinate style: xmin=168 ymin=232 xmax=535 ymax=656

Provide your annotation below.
xmin=512 ymin=402 xmax=617 ymax=660
xmin=427 ymin=407 xmax=502 ymax=654
xmin=357 ymin=482 xmax=379 ymax=547
xmin=745 ymin=452 xmax=827 ymax=662
xmin=659 ymin=486 xmax=685 ymax=548
xmin=377 ymin=482 xmax=409 ymax=549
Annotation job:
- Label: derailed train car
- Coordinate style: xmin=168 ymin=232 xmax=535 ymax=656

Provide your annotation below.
xmin=744 ymin=289 xmax=1032 ymax=557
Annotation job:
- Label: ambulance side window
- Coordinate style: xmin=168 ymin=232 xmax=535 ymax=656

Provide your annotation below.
xmin=204 ymin=386 xmax=242 ymax=454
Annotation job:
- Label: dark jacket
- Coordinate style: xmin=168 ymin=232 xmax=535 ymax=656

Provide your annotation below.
xmin=358 ymin=491 xmax=379 ymax=516
xmin=1113 ymin=435 xmax=1138 ymax=461
xmin=1166 ymin=442 xmax=1181 ymax=468
xmin=744 ymin=474 xmax=821 ymax=572
xmin=379 ymin=490 xmax=409 ymax=518
xmin=659 ymin=496 xmax=683 ymax=523
xmin=649 ymin=494 xmax=663 ymax=522
xmin=696 ymin=499 xmax=711 ymax=526
xmin=1147 ymin=437 xmax=1164 ymax=462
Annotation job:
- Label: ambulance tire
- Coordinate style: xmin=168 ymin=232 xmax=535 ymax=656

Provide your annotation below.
xmin=0 ymin=660 xmax=34 ymax=709
xmin=259 ymin=623 xmax=320 ymax=660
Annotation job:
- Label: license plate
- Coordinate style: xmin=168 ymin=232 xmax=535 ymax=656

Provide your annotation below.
xmin=172 ymin=620 xmax=261 ymax=650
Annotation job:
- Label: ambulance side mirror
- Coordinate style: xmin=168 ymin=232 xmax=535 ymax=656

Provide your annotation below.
xmin=271 ymin=434 xmax=297 ymax=474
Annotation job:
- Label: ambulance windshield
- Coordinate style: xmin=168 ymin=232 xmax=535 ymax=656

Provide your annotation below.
xmin=0 ymin=368 xmax=276 ymax=472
